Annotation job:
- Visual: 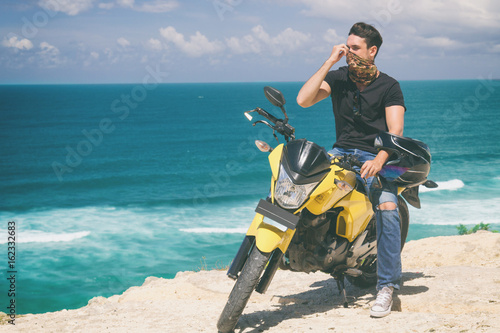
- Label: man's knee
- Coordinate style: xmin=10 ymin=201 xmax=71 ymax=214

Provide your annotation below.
xmin=377 ymin=202 xmax=397 ymax=210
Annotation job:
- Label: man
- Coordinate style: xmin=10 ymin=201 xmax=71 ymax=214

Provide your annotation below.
xmin=296 ymin=22 xmax=405 ymax=318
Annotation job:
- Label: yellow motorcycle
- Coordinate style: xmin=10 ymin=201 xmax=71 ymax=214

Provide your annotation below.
xmin=217 ymin=86 xmax=436 ymax=332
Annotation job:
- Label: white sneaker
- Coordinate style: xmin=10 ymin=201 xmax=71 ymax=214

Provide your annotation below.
xmin=370 ymin=286 xmax=393 ymax=318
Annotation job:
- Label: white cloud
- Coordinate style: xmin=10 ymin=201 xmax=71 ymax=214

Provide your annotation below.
xmin=38 ymin=0 xmax=96 ymax=16
xmin=39 ymin=42 xmax=60 ymax=54
xmin=491 ymin=44 xmax=500 ymax=53
xmin=406 ymin=0 xmax=500 ymax=30
xmin=117 ymin=37 xmax=131 ymax=47
xmin=109 ymin=0 xmax=178 ymax=12
xmin=134 ymin=0 xmax=179 ymax=13
xmin=159 ymin=26 xmax=225 ymax=57
xmin=117 ymin=0 xmax=134 ymax=8
xmin=37 ymin=41 xmax=64 ymax=68
xmin=295 ymin=0 xmax=361 ymax=21
xmin=102 ymin=48 xmax=120 ymax=64
xmin=416 ymin=36 xmax=462 ymax=49
xmin=41 ymin=0 xmax=178 ymax=15
xmin=147 ymin=38 xmax=163 ymax=51
xmin=226 ymin=35 xmax=261 ymax=54
xmin=103 ymin=48 xmax=113 ymax=58
xmin=323 ymin=29 xmax=343 ymax=45
xmin=226 ymin=25 xmax=310 ymax=56
xmin=296 ymin=0 xmax=499 ymax=26
xmin=98 ymin=2 xmax=115 ymax=10
xmin=84 ymin=51 xmax=100 ymax=66
xmin=292 ymin=0 xmax=500 ymax=61
xmin=2 ymin=36 xmax=34 ymax=50
xmin=156 ymin=25 xmax=310 ymax=60
xmin=272 ymin=27 xmax=310 ymax=52
xmin=295 ymin=0 xmax=500 ymax=31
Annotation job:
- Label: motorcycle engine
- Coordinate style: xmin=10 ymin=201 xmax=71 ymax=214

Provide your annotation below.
xmin=285 ymin=209 xmax=348 ymax=273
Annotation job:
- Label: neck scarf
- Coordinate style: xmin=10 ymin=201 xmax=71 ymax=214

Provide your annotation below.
xmin=346 ymin=52 xmax=378 ymax=86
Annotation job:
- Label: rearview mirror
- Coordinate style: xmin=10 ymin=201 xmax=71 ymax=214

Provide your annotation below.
xmin=264 ymin=86 xmax=286 ymax=108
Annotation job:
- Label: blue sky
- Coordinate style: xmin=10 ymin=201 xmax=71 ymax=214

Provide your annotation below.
xmin=1 ymin=0 xmax=499 ymax=84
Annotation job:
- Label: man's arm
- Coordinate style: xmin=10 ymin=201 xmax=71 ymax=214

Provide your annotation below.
xmin=297 ymin=44 xmax=349 ymax=108
xmin=360 ymin=105 xmax=405 ymax=179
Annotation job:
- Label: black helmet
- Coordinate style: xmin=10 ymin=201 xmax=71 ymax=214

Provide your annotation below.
xmin=374 ymin=132 xmax=432 ymax=187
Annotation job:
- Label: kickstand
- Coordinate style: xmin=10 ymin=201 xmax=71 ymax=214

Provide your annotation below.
xmin=334 ymin=273 xmax=349 ymax=308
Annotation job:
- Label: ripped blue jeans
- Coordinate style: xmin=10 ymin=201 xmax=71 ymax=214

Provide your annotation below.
xmin=328 ymin=147 xmax=401 ymax=291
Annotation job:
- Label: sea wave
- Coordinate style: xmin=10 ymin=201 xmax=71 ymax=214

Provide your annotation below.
xmin=179 ymin=227 xmax=247 ymax=234
xmin=420 ymin=179 xmax=465 ymax=193
xmin=409 ymin=197 xmax=500 ymax=225
xmin=0 ymin=205 xmax=256 ymax=243
xmin=0 ymin=231 xmax=91 ymax=244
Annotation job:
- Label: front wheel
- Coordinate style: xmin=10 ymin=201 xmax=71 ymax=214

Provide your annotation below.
xmin=346 ymin=196 xmax=409 ymax=288
xmin=217 ymin=246 xmax=271 ymax=333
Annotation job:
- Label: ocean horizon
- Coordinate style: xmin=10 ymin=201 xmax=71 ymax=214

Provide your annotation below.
xmin=3 ymin=77 xmax=498 ymax=86
xmin=1 ymin=80 xmax=499 ymax=315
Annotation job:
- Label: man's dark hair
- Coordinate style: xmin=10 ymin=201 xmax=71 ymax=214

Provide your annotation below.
xmin=349 ymin=22 xmax=383 ymax=57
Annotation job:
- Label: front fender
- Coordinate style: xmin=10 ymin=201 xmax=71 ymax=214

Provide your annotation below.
xmin=246 ymin=213 xmax=295 ymax=253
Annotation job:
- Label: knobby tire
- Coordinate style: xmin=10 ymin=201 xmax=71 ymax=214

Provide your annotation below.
xmin=217 ymin=246 xmax=271 ymax=333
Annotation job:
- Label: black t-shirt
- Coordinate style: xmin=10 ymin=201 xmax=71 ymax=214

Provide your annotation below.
xmin=324 ymin=66 xmax=405 ymax=154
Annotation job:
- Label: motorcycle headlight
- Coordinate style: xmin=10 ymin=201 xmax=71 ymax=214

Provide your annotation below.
xmin=274 ymin=165 xmax=319 ymax=209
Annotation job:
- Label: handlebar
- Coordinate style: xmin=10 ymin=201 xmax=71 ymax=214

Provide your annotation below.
xmin=334 ymin=154 xmax=364 ymax=170
xmin=245 ymin=107 xmax=295 ymax=142
xmin=254 ymin=107 xmax=279 ymax=124
xmin=334 ymin=154 xmax=383 ymax=189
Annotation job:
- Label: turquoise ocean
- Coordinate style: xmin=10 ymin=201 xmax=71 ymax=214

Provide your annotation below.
xmin=1 ymin=80 xmax=499 ymax=314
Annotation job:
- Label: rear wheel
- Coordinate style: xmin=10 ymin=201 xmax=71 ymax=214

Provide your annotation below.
xmin=217 ymin=246 xmax=271 ymax=333
xmin=346 ymin=196 xmax=409 ymax=288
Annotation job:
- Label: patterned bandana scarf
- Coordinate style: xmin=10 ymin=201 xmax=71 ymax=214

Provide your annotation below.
xmin=346 ymin=52 xmax=378 ymax=85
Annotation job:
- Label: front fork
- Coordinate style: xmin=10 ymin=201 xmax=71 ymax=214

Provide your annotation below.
xmin=226 ymin=213 xmax=296 ymax=293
